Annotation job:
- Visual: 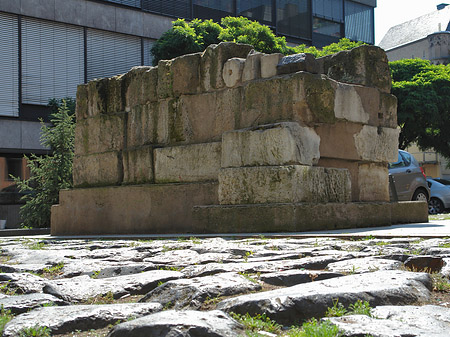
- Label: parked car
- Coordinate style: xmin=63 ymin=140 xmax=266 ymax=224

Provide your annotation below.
xmin=427 ymin=178 xmax=450 ymax=214
xmin=432 ymin=178 xmax=450 ymax=186
xmin=388 ymin=150 xmax=430 ymax=202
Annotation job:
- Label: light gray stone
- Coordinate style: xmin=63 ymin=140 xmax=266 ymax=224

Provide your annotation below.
xmin=0 ymin=273 xmax=47 ymax=294
xmin=277 ymin=53 xmax=319 ymax=75
xmin=328 ymin=305 xmax=450 ymax=337
xmin=218 ymin=165 xmax=351 ymax=205
xmin=242 ymin=50 xmax=263 ymax=82
xmin=260 ymin=53 xmax=283 ymax=78
xmin=354 ymin=125 xmax=399 ymax=162
xmin=217 ymin=271 xmax=432 ymax=325
xmin=140 ymin=272 xmax=261 ymax=309
xmin=326 ymin=257 xmax=402 ymax=274
xmin=43 ymin=270 xmax=182 ymax=302
xmin=108 ymin=310 xmax=244 ymax=337
xmin=3 ymin=303 xmax=162 ymax=337
xmin=334 ymin=83 xmax=369 ymax=124
xmin=154 ymin=142 xmax=221 ymax=183
xmin=0 ymin=293 xmax=67 ymax=314
xmin=221 ymin=122 xmax=320 ymax=168
xmin=223 ymin=58 xmax=245 ymax=87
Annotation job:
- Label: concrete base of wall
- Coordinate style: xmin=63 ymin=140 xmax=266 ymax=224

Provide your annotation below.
xmin=51 ymin=183 xmax=428 ymax=235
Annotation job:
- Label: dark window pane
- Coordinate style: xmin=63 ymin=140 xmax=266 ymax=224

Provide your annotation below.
xmin=142 ymin=0 xmax=191 ymax=19
xmin=313 ymin=17 xmax=342 ymax=37
xmin=312 ymin=0 xmax=343 ymax=22
xmin=344 ymin=0 xmax=373 ymax=43
xmin=277 ymin=0 xmax=311 ymax=39
xmin=193 ymin=0 xmax=234 ymax=21
xmin=6 ymin=158 xmax=22 ymax=180
xmin=237 ymin=0 xmax=273 ymax=25
xmin=104 ymin=0 xmax=141 ymax=8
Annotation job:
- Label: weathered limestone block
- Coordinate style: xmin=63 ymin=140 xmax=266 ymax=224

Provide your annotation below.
xmin=86 ymin=78 xmax=107 ymax=117
xmin=172 ymin=88 xmax=241 ymax=144
xmin=242 ymin=50 xmax=263 ymax=82
xmin=315 ymin=122 xmax=362 ymax=161
xmin=358 ymin=163 xmax=390 ymax=201
xmin=218 ymin=165 xmax=351 ymax=205
xmin=334 ymin=83 xmax=369 ymax=124
xmin=221 ymin=122 xmax=320 ymax=168
xmin=201 ymin=42 xmax=253 ymax=92
xmin=74 ymin=113 xmax=126 ymax=156
xmin=172 ymin=53 xmax=202 ymax=96
xmin=75 ymin=84 xmax=88 ymax=120
xmin=222 ymin=58 xmax=245 ymax=88
xmin=354 ymin=125 xmax=399 ymax=162
xmin=82 ymin=76 xmax=126 ymax=118
xmin=260 ymin=53 xmax=283 ymax=78
xmin=105 ymin=75 xmax=125 ymax=114
xmin=240 ymin=72 xmax=336 ymax=128
xmin=154 ymin=142 xmax=221 ymax=183
xmin=277 ymin=53 xmax=319 ymax=75
xmin=379 ymin=92 xmax=398 ymax=127
xmin=157 ymin=60 xmax=173 ymax=99
xmin=123 ymin=146 xmax=154 ymax=185
xmin=123 ymin=66 xmax=158 ymax=111
xmin=73 ymin=151 xmax=122 ymax=187
xmin=127 ymin=103 xmax=167 ymax=148
xmin=317 ymin=158 xmax=389 ymax=202
xmin=318 ymin=45 xmax=392 ymax=93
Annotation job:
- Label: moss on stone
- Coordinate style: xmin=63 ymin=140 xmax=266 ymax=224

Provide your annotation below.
xmin=303 ymin=74 xmax=336 ymax=124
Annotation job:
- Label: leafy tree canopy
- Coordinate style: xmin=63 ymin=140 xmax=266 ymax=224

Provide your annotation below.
xmin=150 ymin=17 xmax=364 ymax=65
xmin=391 ymin=59 xmax=450 ymax=160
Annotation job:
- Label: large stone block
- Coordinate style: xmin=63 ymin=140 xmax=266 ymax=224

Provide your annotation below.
xmin=86 ymin=78 xmax=107 ymax=117
xmin=157 ymin=60 xmax=173 ymax=100
xmin=240 ymin=72 xmax=336 ymax=128
xmin=334 ymin=83 xmax=369 ymax=124
xmin=75 ymin=84 xmax=88 ymax=120
xmin=200 ymin=42 xmax=253 ymax=92
xmin=260 ymin=53 xmax=283 ymax=78
xmin=242 ymin=50 xmax=263 ymax=82
xmin=318 ymin=45 xmax=392 ymax=93
xmin=218 ymin=165 xmax=351 ymax=205
xmin=172 ymin=53 xmax=202 ymax=96
xmin=73 ymin=151 xmax=122 ymax=187
xmin=221 ymin=122 xmax=320 ymax=168
xmin=357 ymin=163 xmax=390 ymax=202
xmin=277 ymin=53 xmax=319 ymax=75
xmin=123 ymin=146 xmax=154 ymax=185
xmin=51 ymin=183 xmax=219 ymax=235
xmin=127 ymin=103 xmax=162 ymax=148
xmin=74 ymin=113 xmax=126 ymax=156
xmin=85 ymin=76 xmax=125 ymax=117
xmin=123 ymin=66 xmax=158 ymax=111
xmin=315 ymin=122 xmax=362 ymax=161
xmin=171 ymin=88 xmax=240 ymax=144
xmin=154 ymin=142 xmax=221 ymax=183
xmin=354 ymin=125 xmax=399 ymax=162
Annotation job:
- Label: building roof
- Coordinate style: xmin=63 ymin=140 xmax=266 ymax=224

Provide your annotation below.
xmin=379 ymin=5 xmax=450 ymax=50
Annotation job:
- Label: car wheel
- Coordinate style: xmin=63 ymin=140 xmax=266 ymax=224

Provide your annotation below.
xmin=428 ymin=197 xmax=444 ymax=214
xmin=412 ymin=188 xmax=428 ymax=202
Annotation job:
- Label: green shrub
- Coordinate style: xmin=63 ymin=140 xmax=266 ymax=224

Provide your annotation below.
xmin=13 ymin=99 xmax=75 ymax=228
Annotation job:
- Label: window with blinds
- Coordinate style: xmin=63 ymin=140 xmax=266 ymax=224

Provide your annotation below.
xmin=86 ymin=29 xmax=142 ymax=81
xmin=143 ymin=38 xmax=155 ymax=66
xmin=0 ymin=13 xmax=19 ymax=117
xmin=21 ymin=18 xmax=84 ymax=106
xmin=345 ymin=0 xmax=374 ymax=44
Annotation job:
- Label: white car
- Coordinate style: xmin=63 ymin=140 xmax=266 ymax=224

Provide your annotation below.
xmin=427 ymin=178 xmax=450 ymax=214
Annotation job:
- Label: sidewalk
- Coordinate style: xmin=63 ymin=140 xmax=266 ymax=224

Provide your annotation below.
xmin=2 ymin=220 xmax=450 ymax=240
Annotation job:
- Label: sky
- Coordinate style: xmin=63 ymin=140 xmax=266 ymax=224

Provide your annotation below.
xmin=374 ymin=0 xmax=447 ymax=45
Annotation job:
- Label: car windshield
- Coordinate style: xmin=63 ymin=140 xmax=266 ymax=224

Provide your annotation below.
xmin=435 ymin=178 xmax=450 ymax=186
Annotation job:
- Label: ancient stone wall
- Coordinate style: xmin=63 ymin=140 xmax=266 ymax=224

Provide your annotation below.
xmin=51 ymin=43 xmax=425 ymax=235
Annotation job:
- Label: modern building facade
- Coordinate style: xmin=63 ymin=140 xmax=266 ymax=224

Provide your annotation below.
xmin=0 ymin=0 xmax=376 ymax=191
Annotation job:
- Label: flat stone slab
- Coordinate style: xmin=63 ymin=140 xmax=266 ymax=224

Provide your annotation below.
xmin=326 ymin=257 xmax=402 ymax=274
xmin=108 ymin=310 xmax=244 ymax=337
xmin=44 ymin=270 xmax=183 ymax=302
xmin=258 ymin=270 xmax=343 ymax=287
xmin=217 ymin=270 xmax=432 ymax=325
xmin=328 ymin=305 xmax=450 ymax=337
xmin=140 ymin=272 xmax=261 ymax=309
xmin=2 ymin=303 xmax=162 ymax=337
xmin=0 ymin=273 xmax=47 ymax=294
xmin=0 ymin=293 xmax=67 ymax=314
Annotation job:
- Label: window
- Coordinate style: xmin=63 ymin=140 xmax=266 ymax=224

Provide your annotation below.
xmin=104 ymin=0 xmax=141 ymax=8
xmin=143 ymin=38 xmax=154 ymax=66
xmin=313 ymin=0 xmax=343 ymax=22
xmin=22 ymin=18 xmax=84 ymax=106
xmin=5 ymin=158 xmax=22 ymax=180
xmin=313 ymin=17 xmax=342 ymax=37
xmin=86 ymin=29 xmax=142 ymax=81
xmin=277 ymin=0 xmax=311 ymax=39
xmin=344 ymin=0 xmax=374 ymax=44
xmin=193 ymin=0 xmax=234 ymax=22
xmin=142 ymin=0 xmax=191 ymax=18
xmin=0 ymin=13 xmax=19 ymax=117
xmin=237 ymin=0 xmax=273 ymax=25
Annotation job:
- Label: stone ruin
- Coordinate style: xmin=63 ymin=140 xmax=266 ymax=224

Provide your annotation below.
xmin=51 ymin=42 xmax=428 ymax=235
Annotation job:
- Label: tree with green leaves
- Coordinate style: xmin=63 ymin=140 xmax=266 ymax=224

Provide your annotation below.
xmin=391 ymin=59 xmax=450 ymax=160
xmin=151 ymin=16 xmax=365 ymax=65
xmin=13 ymin=99 xmax=75 ymax=228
